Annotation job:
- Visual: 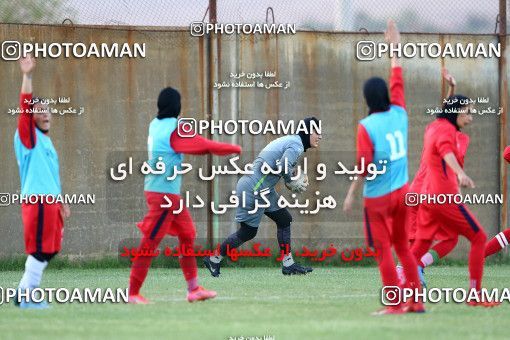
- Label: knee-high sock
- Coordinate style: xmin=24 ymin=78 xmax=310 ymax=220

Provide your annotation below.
xmin=277 ymin=225 xmax=291 ymax=253
xmin=18 ymin=255 xmax=48 ymax=290
xmin=178 ymin=234 xmax=198 ymax=292
xmin=218 ymin=223 xmax=257 ymax=257
xmin=468 ymin=231 xmax=487 ymax=291
xmin=394 ymin=242 xmax=420 ymax=289
xmin=420 ymin=238 xmax=458 ymax=267
xmin=128 ymin=236 xmax=160 ymax=296
xmin=375 ymin=245 xmax=399 ymax=290
xmin=277 ymin=225 xmax=294 ymax=267
xmin=485 ymin=229 xmax=510 ymax=257
xmin=264 ymin=208 xmax=294 ymax=266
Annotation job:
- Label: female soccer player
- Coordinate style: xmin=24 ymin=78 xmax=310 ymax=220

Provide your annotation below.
xmin=204 ymin=117 xmax=321 ymax=276
xmin=398 ymin=68 xmax=468 ymax=285
xmin=14 ymin=55 xmax=71 ymax=309
xmin=343 ymin=20 xmax=423 ymax=314
xmin=410 ymin=93 xmax=500 ymax=307
xmin=128 ymin=87 xmax=242 ymax=304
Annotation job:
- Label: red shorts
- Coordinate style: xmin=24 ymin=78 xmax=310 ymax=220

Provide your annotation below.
xmin=407 ymin=204 xmax=456 ymax=242
xmin=22 ymin=203 xmax=63 ymax=254
xmin=363 ymin=184 xmax=409 ymax=249
xmin=136 ymin=192 xmax=196 ymax=240
xmin=416 ymin=203 xmax=484 ymax=241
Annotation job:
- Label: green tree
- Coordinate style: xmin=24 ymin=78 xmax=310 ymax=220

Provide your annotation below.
xmin=0 ymin=0 xmax=75 ymax=24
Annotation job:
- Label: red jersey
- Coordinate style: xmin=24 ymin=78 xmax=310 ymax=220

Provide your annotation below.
xmin=410 ymin=130 xmax=469 ymax=194
xmin=421 ymin=119 xmax=463 ymax=195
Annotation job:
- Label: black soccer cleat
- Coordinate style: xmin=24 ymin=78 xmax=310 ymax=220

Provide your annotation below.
xmin=303 ymin=265 xmax=313 ymax=273
xmin=203 ymin=257 xmax=221 ymax=277
xmin=282 ymin=262 xmax=310 ymax=275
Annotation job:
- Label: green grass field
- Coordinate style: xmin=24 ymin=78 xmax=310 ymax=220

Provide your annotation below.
xmin=0 ymin=265 xmax=509 ymax=340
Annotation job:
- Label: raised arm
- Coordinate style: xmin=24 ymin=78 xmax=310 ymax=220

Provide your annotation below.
xmin=18 ymin=54 xmax=37 ymax=149
xmin=170 ymin=130 xmax=241 ymax=156
xmin=442 ymin=67 xmax=456 ymax=98
xmin=385 ymin=19 xmax=405 ymax=108
xmin=385 ymin=19 xmax=401 ymax=69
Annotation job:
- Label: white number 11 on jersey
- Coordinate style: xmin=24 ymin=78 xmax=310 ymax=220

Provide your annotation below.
xmin=385 ymin=130 xmax=406 ymax=161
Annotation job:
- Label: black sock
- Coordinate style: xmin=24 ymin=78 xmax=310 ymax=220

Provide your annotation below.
xmin=277 ymin=225 xmax=291 ymax=254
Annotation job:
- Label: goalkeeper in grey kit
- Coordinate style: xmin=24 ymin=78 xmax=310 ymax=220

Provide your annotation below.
xmin=205 ymin=117 xmax=322 ymax=276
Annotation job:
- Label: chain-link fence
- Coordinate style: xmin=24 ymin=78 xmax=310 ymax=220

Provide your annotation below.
xmin=0 ymin=0 xmax=507 ymax=34
xmin=0 ymin=1 xmax=508 ymax=257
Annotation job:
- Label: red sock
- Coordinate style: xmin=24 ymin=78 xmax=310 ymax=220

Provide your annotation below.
xmin=178 ymin=234 xmax=198 ymax=292
xmin=485 ymin=228 xmax=510 ymax=257
xmin=468 ymin=231 xmax=487 ymax=291
xmin=129 ymin=236 xmax=159 ymax=296
xmin=394 ymin=243 xmax=420 ymax=289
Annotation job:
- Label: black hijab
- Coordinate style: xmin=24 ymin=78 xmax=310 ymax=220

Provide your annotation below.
xmin=157 ymin=87 xmax=181 ymax=119
xmin=298 ymin=117 xmax=320 ymax=152
xmin=363 ymin=77 xmax=390 ymax=114
xmin=437 ymin=94 xmax=469 ymax=130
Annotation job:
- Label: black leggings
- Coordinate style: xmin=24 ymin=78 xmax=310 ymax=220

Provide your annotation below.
xmin=219 ymin=208 xmax=293 ymax=256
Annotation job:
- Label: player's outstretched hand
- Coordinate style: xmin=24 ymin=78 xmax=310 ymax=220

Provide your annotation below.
xmin=458 ymin=172 xmax=475 ymax=189
xmin=442 ymin=67 xmax=456 ymax=87
xmin=19 ymin=54 xmax=36 ymax=74
xmin=384 ymin=19 xmax=400 ymax=44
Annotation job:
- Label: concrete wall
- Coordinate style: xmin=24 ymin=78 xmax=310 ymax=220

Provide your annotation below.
xmin=0 ymin=24 xmax=507 ymax=258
